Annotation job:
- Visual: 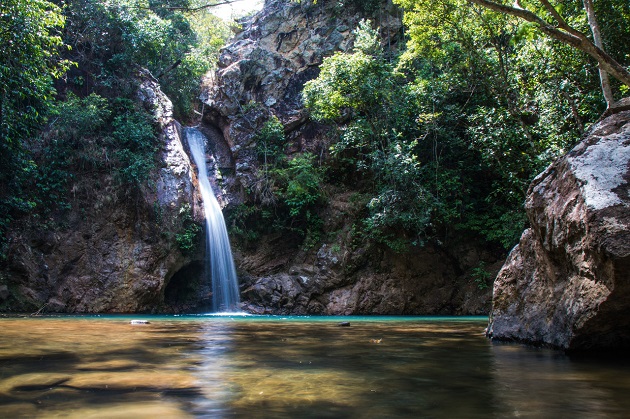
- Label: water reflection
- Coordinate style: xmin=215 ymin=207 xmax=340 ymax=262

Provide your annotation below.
xmin=490 ymin=343 xmax=630 ymax=417
xmin=192 ymin=320 xmax=235 ymax=417
xmin=192 ymin=320 xmax=498 ymax=418
xmin=1 ymin=316 xmax=630 ymax=418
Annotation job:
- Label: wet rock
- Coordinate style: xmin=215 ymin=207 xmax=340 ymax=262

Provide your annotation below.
xmin=487 ymin=110 xmax=630 ymax=351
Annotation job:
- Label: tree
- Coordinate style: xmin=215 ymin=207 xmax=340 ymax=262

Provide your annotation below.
xmin=59 ymin=0 xmax=231 ymax=119
xmin=304 ymin=20 xmax=438 ymax=250
xmin=0 ymin=0 xmax=70 ymax=153
xmin=465 ymin=0 xmax=630 ymax=107
xmin=0 ymin=0 xmax=71 ymax=254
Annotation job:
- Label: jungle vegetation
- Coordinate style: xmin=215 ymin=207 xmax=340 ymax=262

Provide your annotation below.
xmin=1 ymin=0 xmax=628 ymax=258
xmin=302 ymin=0 xmax=629 ymax=251
xmin=0 ymin=0 xmax=231 ymax=256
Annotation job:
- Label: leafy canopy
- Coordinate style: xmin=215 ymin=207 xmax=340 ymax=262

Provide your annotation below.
xmin=0 ymin=0 xmax=72 ymax=254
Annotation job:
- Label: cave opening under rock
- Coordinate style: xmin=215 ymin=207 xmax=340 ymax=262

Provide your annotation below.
xmin=164 ymin=261 xmax=211 ymax=313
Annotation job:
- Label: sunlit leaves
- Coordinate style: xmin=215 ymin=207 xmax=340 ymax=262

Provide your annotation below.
xmin=304 ymin=20 xmax=439 ymax=250
xmin=0 ymin=0 xmax=72 ymax=255
xmin=61 ymin=0 xmax=231 ymax=118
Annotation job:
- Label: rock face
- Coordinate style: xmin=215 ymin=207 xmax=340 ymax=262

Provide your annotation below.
xmin=200 ymin=0 xmax=404 ymax=205
xmin=487 ymin=110 xmax=630 ymax=351
xmin=237 ymin=233 xmax=497 ymax=315
xmin=198 ymin=0 xmax=495 ymax=315
xmin=0 ymin=73 xmax=201 ymax=313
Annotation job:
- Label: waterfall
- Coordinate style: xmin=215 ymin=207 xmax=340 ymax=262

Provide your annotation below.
xmin=185 ymin=127 xmax=240 ymax=312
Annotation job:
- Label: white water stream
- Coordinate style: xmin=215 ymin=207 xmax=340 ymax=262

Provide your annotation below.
xmin=185 ymin=127 xmax=240 ymax=312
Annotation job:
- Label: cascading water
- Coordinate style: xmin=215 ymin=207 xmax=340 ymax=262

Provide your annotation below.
xmin=185 ymin=127 xmax=240 ymax=312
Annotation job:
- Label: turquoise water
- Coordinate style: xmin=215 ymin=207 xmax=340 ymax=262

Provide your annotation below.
xmin=1 ymin=315 xmax=629 ymax=418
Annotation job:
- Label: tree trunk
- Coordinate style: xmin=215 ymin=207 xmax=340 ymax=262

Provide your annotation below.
xmin=583 ymin=0 xmax=614 ymax=108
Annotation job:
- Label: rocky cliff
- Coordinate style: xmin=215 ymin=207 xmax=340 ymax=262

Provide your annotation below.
xmin=487 ymin=110 xmax=630 ymax=351
xmin=200 ymin=0 xmax=404 ymax=205
xmin=0 ymin=0 xmax=498 ymax=314
xmin=200 ymin=0 xmax=496 ymax=315
xmin=0 ymin=74 xmax=202 ymax=313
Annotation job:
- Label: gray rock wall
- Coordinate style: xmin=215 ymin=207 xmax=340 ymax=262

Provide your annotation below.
xmin=201 ymin=0 xmax=403 ymax=205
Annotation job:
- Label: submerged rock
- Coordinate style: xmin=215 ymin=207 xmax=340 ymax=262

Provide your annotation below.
xmin=487 ymin=110 xmax=630 ymax=351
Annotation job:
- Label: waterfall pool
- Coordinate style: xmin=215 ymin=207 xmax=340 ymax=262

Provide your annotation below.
xmin=1 ymin=315 xmax=629 ymax=418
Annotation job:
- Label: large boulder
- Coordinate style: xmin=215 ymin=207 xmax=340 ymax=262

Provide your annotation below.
xmin=487 ymin=110 xmax=630 ymax=351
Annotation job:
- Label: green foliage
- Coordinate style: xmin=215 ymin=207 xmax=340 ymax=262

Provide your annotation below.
xmin=227 ymin=204 xmax=264 ymax=243
xmin=248 ymin=115 xmax=326 ymax=246
xmin=471 ymin=261 xmax=493 ymax=290
xmin=353 ymin=19 xmax=381 ymax=56
xmin=0 ymin=0 xmax=72 ymax=256
xmin=42 ymin=94 xmax=158 ymax=191
xmin=175 ymin=204 xmax=201 ymax=253
xmin=295 ymin=0 xmax=381 ymax=14
xmin=111 ymin=106 xmax=159 ymax=186
xmin=0 ymin=0 xmax=71 ymax=145
xmin=50 ymin=93 xmax=112 ymax=140
xmin=282 ymin=153 xmax=325 ymax=218
xmin=256 ymin=115 xmax=286 ymax=164
xmin=393 ymin=0 xmax=612 ymax=248
xmin=61 ymin=0 xmax=231 ymax=118
xmin=304 ymin=20 xmax=437 ymax=250
xmin=304 ymin=6 xmax=611 ymax=252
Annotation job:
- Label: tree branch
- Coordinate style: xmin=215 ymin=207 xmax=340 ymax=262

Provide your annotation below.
xmin=537 ymin=0 xmax=586 ymax=40
xmin=583 ymin=0 xmax=614 ymax=107
xmin=150 ymin=0 xmax=249 ymax=12
xmin=467 ymin=0 xmax=630 ymax=88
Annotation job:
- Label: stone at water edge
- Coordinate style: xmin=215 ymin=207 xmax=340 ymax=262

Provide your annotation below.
xmin=487 ymin=110 xmax=630 ymax=352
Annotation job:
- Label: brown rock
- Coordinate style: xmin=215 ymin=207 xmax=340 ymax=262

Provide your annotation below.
xmin=1 ymin=72 xmax=200 ymax=313
xmin=487 ymin=110 xmax=630 ymax=351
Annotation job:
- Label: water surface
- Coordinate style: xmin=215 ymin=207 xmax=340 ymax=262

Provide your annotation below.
xmin=1 ymin=315 xmax=629 ymax=418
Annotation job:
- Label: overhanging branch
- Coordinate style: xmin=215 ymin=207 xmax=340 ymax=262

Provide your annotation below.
xmin=149 ymin=0 xmax=249 ymax=12
xmin=467 ymin=0 xmax=630 ymax=88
